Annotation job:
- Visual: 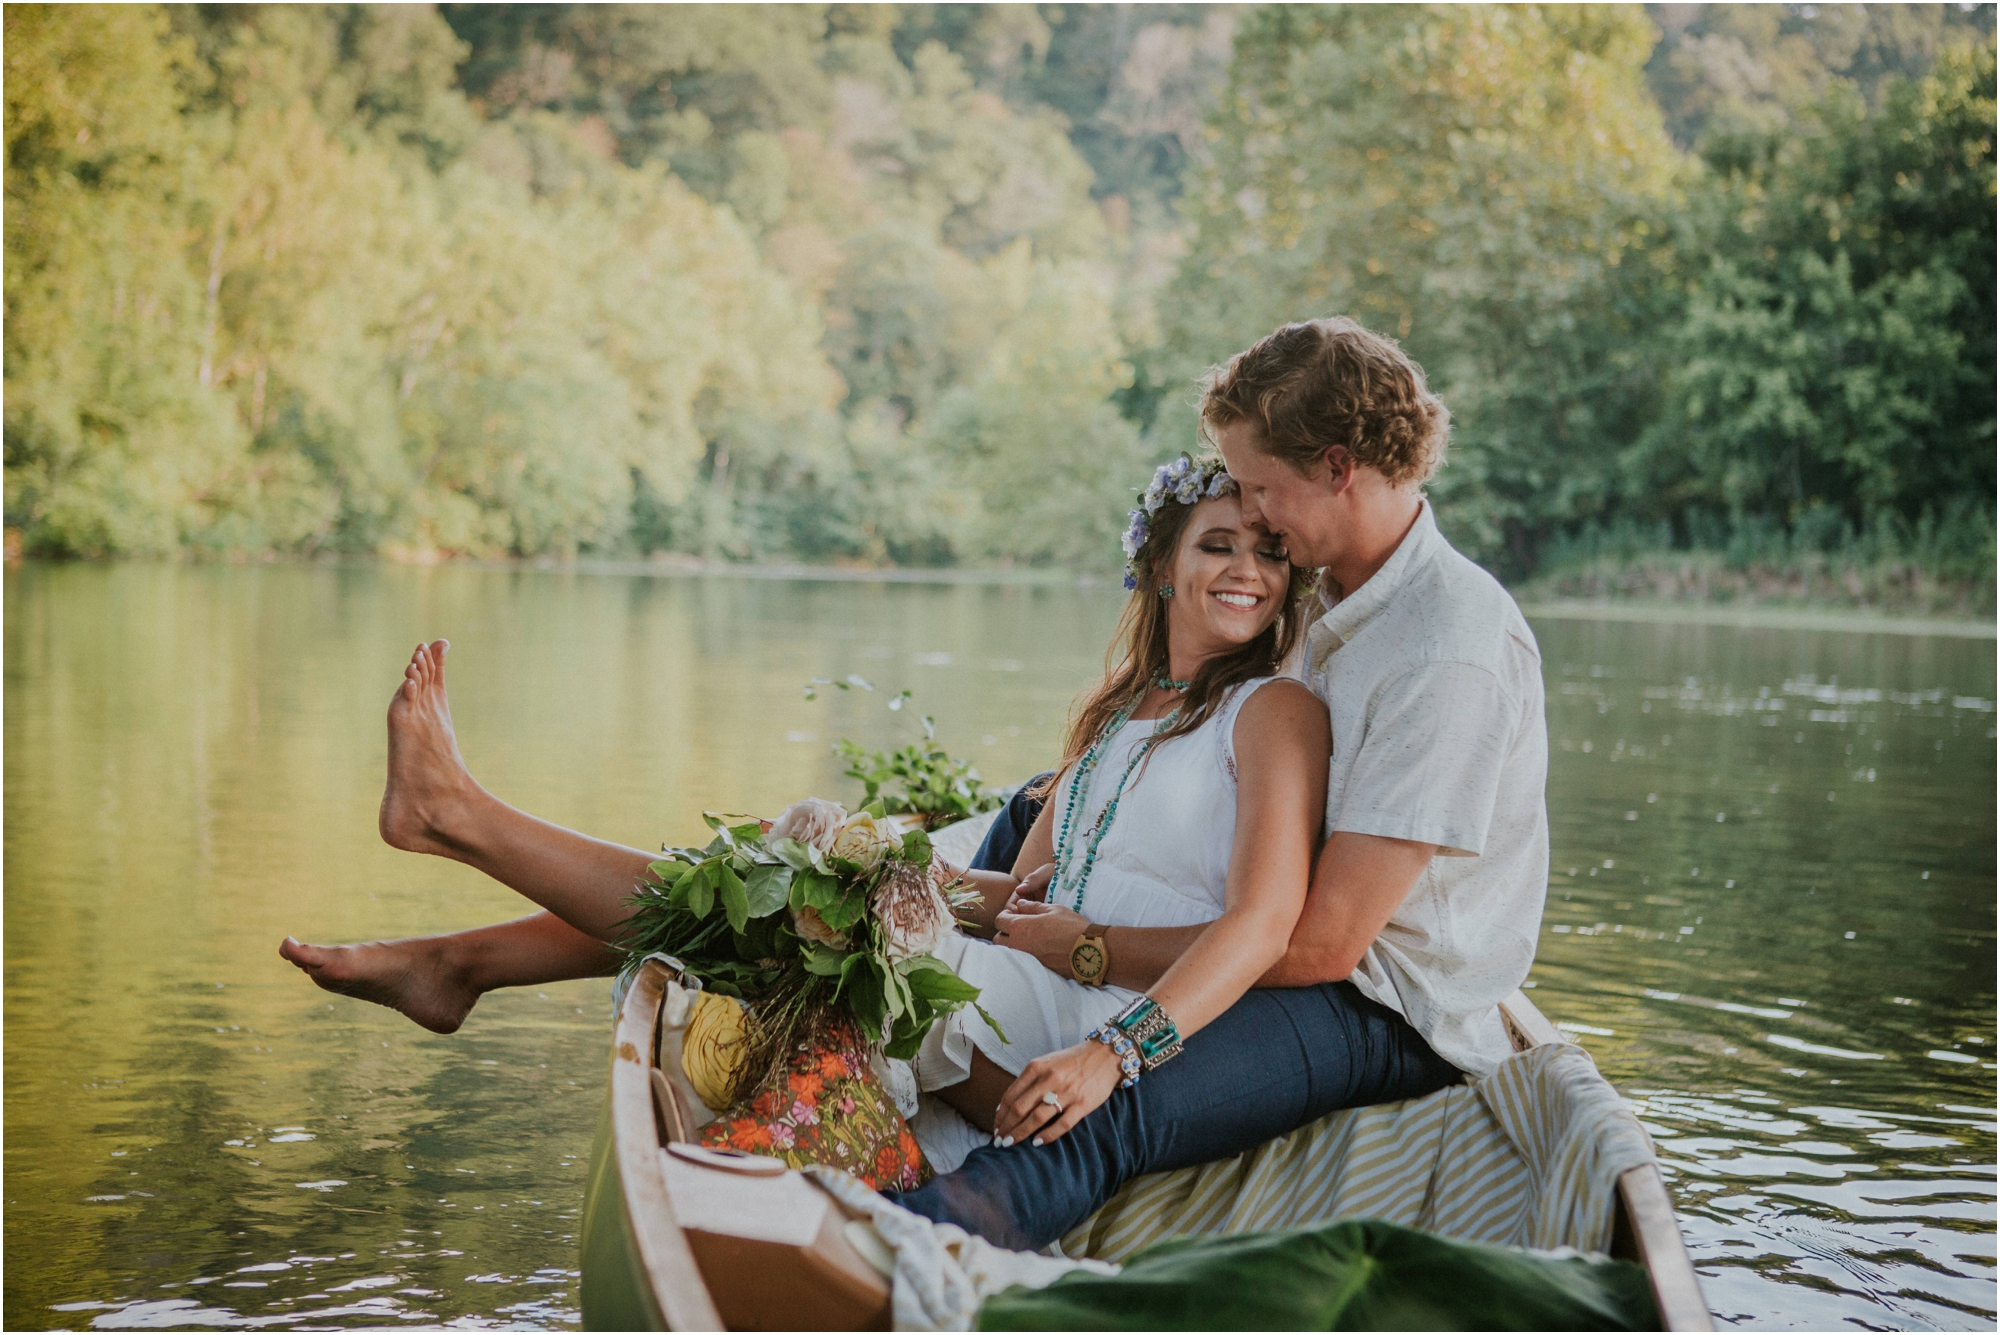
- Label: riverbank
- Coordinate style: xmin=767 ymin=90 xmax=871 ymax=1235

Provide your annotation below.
xmin=1512 ymin=550 xmax=1994 ymax=622
xmin=1516 ymin=598 xmax=1994 ymax=640
xmin=15 ymin=549 xmax=1998 ymax=638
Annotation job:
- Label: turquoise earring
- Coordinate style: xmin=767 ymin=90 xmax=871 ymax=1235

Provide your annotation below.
xmin=1157 ymin=584 xmax=1175 ymax=599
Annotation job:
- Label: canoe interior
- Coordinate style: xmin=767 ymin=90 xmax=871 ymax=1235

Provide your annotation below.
xmin=588 ymin=963 xmax=1712 ymax=1332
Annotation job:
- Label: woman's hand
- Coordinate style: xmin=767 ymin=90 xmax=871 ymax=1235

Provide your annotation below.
xmin=991 ymin=1039 xmax=1123 ymax=1147
xmin=994 ymin=896 xmax=1088 ymax=976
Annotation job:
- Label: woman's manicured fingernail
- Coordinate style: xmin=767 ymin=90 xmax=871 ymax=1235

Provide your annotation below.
xmin=1031 ymin=1137 xmax=1044 ymax=1147
xmin=997 ymin=1135 xmax=1013 ymax=1147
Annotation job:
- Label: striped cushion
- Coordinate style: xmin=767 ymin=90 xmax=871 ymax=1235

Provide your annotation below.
xmin=1060 ymin=1042 xmax=1655 ymax=1262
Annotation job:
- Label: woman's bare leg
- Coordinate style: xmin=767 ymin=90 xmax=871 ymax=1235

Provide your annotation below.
xmin=376 ymin=639 xmax=654 ymax=942
xmin=280 ymin=911 xmax=616 ymax=1033
xmin=933 ymin=1050 xmax=1015 ymax=1135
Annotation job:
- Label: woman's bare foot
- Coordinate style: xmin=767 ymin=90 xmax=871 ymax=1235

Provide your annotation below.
xmin=279 ymin=935 xmax=481 ymax=1034
xmin=379 ymin=640 xmax=481 ymax=858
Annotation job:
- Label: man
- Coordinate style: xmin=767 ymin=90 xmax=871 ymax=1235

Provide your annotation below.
xmin=891 ymin=316 xmax=1550 ymax=1248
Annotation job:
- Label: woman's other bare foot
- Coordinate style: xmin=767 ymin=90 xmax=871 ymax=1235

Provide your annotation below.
xmin=279 ymin=935 xmax=480 ymax=1034
xmin=379 ymin=640 xmax=481 ymax=858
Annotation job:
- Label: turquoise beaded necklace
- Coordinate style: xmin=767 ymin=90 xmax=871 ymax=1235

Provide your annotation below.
xmin=1051 ymin=676 xmax=1190 ymax=912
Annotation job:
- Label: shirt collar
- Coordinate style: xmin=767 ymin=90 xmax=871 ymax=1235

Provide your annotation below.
xmin=1307 ymin=499 xmax=1438 ymax=665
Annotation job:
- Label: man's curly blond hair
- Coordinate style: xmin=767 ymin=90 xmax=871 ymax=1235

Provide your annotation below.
xmin=1199 ymin=317 xmax=1449 ymax=486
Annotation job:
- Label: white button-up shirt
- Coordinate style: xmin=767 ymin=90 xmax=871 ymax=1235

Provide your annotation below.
xmin=1303 ymin=500 xmax=1549 ymax=1076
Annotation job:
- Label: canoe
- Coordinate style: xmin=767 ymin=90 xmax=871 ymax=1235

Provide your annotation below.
xmin=578 ymin=953 xmax=1712 ymax=1331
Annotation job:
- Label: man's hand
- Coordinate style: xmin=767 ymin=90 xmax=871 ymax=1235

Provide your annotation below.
xmin=1261 ymin=831 xmax=1436 ymax=987
xmin=1014 ymin=862 xmax=1053 ymax=902
xmin=994 ymin=895 xmax=1085 ymax=977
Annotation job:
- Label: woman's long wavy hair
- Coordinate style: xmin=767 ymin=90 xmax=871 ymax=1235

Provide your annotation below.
xmin=1031 ymin=492 xmax=1315 ymax=798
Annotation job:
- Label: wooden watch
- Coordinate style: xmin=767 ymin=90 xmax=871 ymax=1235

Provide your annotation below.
xmin=1069 ymin=922 xmax=1111 ymax=987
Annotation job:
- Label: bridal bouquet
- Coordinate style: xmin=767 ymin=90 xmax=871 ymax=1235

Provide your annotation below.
xmin=619 ymin=798 xmax=1000 ymax=1109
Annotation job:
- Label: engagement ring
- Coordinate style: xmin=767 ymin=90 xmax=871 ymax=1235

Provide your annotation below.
xmin=1041 ymin=1092 xmax=1063 ymax=1111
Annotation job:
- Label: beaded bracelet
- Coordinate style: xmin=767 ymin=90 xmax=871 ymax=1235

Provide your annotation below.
xmin=1110 ymin=996 xmax=1184 ymax=1072
xmin=1086 ymin=1023 xmax=1145 ymax=1089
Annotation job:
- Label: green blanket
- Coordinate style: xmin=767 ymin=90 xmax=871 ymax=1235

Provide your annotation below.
xmin=976 ymin=1219 xmax=1662 ymax=1331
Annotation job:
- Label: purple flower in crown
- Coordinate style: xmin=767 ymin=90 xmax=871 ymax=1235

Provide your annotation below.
xmin=1122 ymin=454 xmax=1238 ymax=590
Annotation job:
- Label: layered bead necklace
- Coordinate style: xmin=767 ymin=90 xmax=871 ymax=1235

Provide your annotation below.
xmin=1050 ymin=676 xmax=1193 ymax=912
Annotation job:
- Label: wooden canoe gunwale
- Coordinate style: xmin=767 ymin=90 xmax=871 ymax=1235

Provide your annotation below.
xmin=1498 ymin=989 xmax=1713 ymax=1332
xmin=610 ymin=959 xmax=723 ymax=1331
xmin=605 ymin=967 xmax=1711 ymax=1331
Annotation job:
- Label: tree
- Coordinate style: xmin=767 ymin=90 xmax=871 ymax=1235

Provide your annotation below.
xmin=4 ymin=4 xmax=241 ymax=554
xmin=1636 ymin=38 xmax=1996 ymax=567
xmin=1157 ymin=5 xmax=1688 ymax=575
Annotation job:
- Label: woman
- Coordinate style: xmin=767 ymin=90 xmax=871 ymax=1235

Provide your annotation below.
xmin=282 ymin=457 xmax=1329 ymax=1169
xmin=906 ymin=457 xmax=1327 ymax=1167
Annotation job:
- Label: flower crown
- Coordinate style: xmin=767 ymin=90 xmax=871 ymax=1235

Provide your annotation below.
xmin=1121 ymin=454 xmax=1238 ymax=590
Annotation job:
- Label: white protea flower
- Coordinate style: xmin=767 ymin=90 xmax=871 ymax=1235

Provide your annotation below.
xmin=870 ymin=860 xmax=953 ymax=961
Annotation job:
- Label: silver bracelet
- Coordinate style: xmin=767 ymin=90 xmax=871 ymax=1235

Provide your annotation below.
xmin=1087 ymin=1023 xmax=1144 ymax=1088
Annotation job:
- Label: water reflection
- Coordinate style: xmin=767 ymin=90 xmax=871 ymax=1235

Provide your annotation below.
xmin=1528 ymin=617 xmax=1996 ymax=1330
xmin=4 ymin=564 xmax=1993 ymax=1330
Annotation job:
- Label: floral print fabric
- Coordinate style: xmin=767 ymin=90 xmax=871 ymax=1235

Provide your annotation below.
xmin=700 ymin=1018 xmax=931 ymax=1191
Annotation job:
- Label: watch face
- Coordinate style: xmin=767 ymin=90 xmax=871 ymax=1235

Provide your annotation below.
xmin=1071 ymin=941 xmax=1107 ymax=982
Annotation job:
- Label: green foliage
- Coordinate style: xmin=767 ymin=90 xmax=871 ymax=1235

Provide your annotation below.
xmin=808 ymin=682 xmax=1004 ymax=826
xmin=618 ymin=807 xmax=986 ymax=1058
xmin=1633 ymin=44 xmax=1996 ymax=543
xmin=6 ymin=4 xmax=1992 ymax=601
xmin=836 ymin=730 xmax=1001 ymax=830
xmin=6 ymin=3 xmax=1179 ymax=566
xmin=1156 ymin=5 xmax=1690 ymax=576
xmin=1159 ymin=3 xmax=1993 ymax=586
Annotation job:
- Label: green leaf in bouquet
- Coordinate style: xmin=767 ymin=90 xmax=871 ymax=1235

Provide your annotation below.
xmin=862 ymin=797 xmax=889 ymax=820
xmin=789 ymin=867 xmax=840 ymax=912
xmin=973 ymin=1003 xmax=1011 ymax=1045
xmin=646 ymin=859 xmax=691 ymax=887
xmin=903 ymin=959 xmax=981 ymax=1005
xmin=883 ymin=1005 xmax=931 ymax=1061
xmin=733 ymin=911 xmax=788 ymax=963
xmin=768 ymin=837 xmax=816 ymax=872
xmin=801 ymin=941 xmax=848 ymax=976
xmin=899 ymin=827 xmax=933 ymax=866
xmin=685 ymin=864 xmax=715 ymax=920
xmin=716 ymin=862 xmax=750 ymax=934
xmin=742 ymin=863 xmax=792 ymax=918
xmin=838 ymin=952 xmax=886 ymax=1042
xmin=881 ymin=963 xmax=912 ymax=1024
xmin=700 ymin=812 xmax=764 ymax=846
xmin=816 ymin=885 xmax=869 ymax=934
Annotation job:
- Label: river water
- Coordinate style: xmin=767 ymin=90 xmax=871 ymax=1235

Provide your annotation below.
xmin=6 ymin=562 xmax=1993 ymax=1331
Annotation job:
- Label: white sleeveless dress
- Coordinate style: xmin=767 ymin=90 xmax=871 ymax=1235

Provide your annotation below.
xmin=908 ymin=677 xmax=1286 ymax=1171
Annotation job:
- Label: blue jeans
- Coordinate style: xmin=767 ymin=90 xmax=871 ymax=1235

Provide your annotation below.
xmin=888 ymin=981 xmax=1463 ymax=1251
xmin=968 ymin=775 xmax=1053 ymax=876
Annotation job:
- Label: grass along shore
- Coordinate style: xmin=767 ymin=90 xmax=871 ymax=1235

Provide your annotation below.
xmin=15 ymin=547 xmax=1993 ymax=639
xmin=1513 ymin=548 xmax=1993 ymax=623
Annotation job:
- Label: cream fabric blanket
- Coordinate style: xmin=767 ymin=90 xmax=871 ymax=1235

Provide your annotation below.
xmin=1059 ymin=1040 xmax=1656 ymax=1262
